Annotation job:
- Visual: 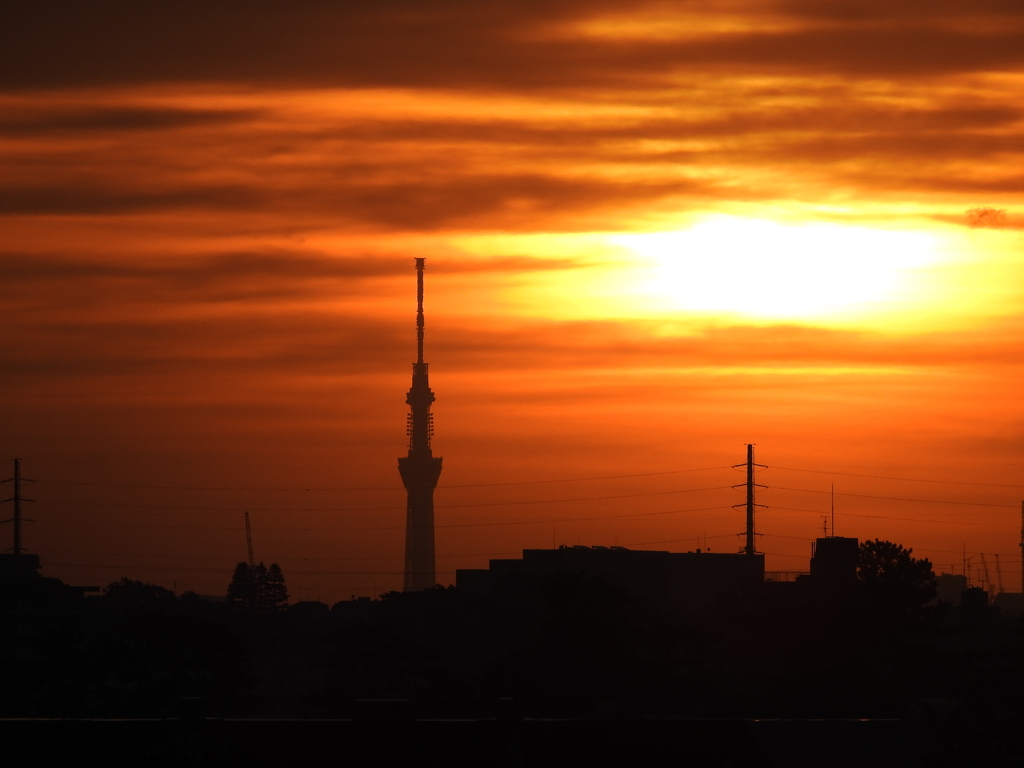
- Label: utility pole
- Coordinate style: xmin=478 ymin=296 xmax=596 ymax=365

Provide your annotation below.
xmin=244 ymin=512 xmax=254 ymax=567
xmin=1 ymin=459 xmax=33 ymax=555
xmin=732 ymin=444 xmax=766 ymax=556
xmin=979 ymin=553 xmax=991 ymax=597
xmin=994 ymin=553 xmax=1004 ymax=594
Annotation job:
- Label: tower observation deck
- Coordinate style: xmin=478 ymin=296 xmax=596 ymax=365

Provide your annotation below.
xmin=398 ymin=258 xmax=442 ymax=591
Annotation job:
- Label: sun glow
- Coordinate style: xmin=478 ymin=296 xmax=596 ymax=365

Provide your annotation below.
xmin=610 ymin=218 xmax=943 ymax=323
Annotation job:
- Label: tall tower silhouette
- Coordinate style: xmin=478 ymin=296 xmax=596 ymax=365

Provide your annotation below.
xmin=398 ymin=258 xmax=442 ymax=591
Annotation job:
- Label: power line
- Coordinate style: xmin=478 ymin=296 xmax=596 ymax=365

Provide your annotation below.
xmin=767 ymin=504 xmax=1018 ymax=528
xmin=770 ymin=465 xmax=1024 ymax=490
xmin=625 ymin=532 xmax=737 ymax=547
xmin=32 ymin=465 xmax=731 ymax=493
xmin=35 ymin=484 xmax=732 ymax=514
xmin=48 ymin=561 xmax=410 ymax=576
xmin=769 ymin=485 xmax=1018 ymax=510
xmin=34 ymin=503 xmax=737 ymax=532
xmin=43 ymin=548 xmax=524 ymax=562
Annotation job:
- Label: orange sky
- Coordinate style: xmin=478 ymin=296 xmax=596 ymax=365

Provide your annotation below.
xmin=2 ymin=2 xmax=1023 ymax=601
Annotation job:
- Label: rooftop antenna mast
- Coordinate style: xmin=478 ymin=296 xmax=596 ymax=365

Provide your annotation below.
xmin=979 ymin=552 xmax=991 ymax=597
xmin=244 ymin=512 xmax=254 ymax=567
xmin=1 ymin=459 xmax=33 ymax=555
xmin=831 ymin=483 xmax=835 ymax=537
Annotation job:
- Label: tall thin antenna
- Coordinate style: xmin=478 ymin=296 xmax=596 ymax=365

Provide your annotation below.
xmin=415 ymin=257 xmax=425 ymax=365
xmin=830 ymin=483 xmax=835 ymax=537
xmin=244 ymin=512 xmax=254 ymax=567
xmin=1 ymin=458 xmax=33 ymax=555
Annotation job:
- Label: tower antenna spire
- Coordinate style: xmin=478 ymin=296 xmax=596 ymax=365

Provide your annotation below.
xmin=416 ymin=257 xmax=425 ymax=365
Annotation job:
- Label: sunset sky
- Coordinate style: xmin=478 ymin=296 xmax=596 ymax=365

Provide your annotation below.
xmin=2 ymin=1 xmax=1023 ymax=601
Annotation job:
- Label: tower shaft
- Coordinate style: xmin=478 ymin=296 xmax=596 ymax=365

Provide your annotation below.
xmin=399 ymin=258 xmax=442 ymax=591
xmin=732 ymin=445 xmax=764 ymax=556
xmin=745 ymin=445 xmax=755 ymax=556
xmin=1 ymin=458 xmax=26 ymax=555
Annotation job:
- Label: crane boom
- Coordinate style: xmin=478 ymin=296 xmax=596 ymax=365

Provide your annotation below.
xmin=244 ymin=512 xmax=254 ymax=567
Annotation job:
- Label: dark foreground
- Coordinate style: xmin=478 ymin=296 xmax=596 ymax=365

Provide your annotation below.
xmin=1 ymin=716 xmax=1013 ymax=768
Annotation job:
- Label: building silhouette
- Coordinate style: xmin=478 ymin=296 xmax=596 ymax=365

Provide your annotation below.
xmin=809 ymin=536 xmax=860 ymax=583
xmin=457 ymin=545 xmax=765 ymax=612
xmin=398 ymin=258 xmax=442 ymax=591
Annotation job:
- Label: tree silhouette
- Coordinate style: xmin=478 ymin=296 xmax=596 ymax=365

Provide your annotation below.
xmin=226 ymin=561 xmax=288 ymax=613
xmin=251 ymin=562 xmax=269 ymax=611
xmin=227 ymin=562 xmax=256 ymax=611
xmin=265 ymin=563 xmax=288 ymax=612
xmin=858 ymin=539 xmax=937 ymax=615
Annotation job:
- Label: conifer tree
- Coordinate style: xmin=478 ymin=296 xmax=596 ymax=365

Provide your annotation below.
xmin=265 ymin=563 xmax=289 ymax=612
xmin=226 ymin=561 xmax=289 ymax=613
xmin=226 ymin=562 xmax=255 ymax=609
xmin=252 ymin=562 xmax=269 ymax=613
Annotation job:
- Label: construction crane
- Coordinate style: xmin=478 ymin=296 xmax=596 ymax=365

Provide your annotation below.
xmin=244 ymin=512 xmax=254 ymax=567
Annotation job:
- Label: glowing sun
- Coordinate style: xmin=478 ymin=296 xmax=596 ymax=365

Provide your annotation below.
xmin=610 ymin=217 xmax=941 ymax=323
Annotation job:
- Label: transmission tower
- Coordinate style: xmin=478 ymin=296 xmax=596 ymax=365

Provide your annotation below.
xmin=1 ymin=459 xmax=33 ymax=554
xmin=732 ymin=444 xmax=766 ymax=555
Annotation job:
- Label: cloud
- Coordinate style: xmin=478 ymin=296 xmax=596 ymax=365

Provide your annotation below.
xmin=1 ymin=79 xmax=1020 ymax=231
xmin=0 ymin=249 xmax=593 ymax=328
xmin=966 ymin=206 xmax=1011 ymax=228
xmin=0 ymin=106 xmax=261 ymax=136
xmin=0 ymin=164 xmax=710 ymax=227
xmin=4 ymin=2 xmax=1024 ymax=92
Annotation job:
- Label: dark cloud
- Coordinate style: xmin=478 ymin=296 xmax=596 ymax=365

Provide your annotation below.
xmin=0 ymin=107 xmax=261 ymax=136
xmin=2 ymin=290 xmax=1021 ymax=383
xmin=283 ymin=105 xmax=1022 ymax=148
xmin=0 ymin=185 xmax=261 ymax=215
xmin=0 ymin=170 xmax=710 ymax=227
xmin=0 ymin=250 xmax=592 ymax=311
xmin=1 ymin=89 xmax=1018 ymax=228
xmin=4 ymin=1 xmax=1024 ymax=91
